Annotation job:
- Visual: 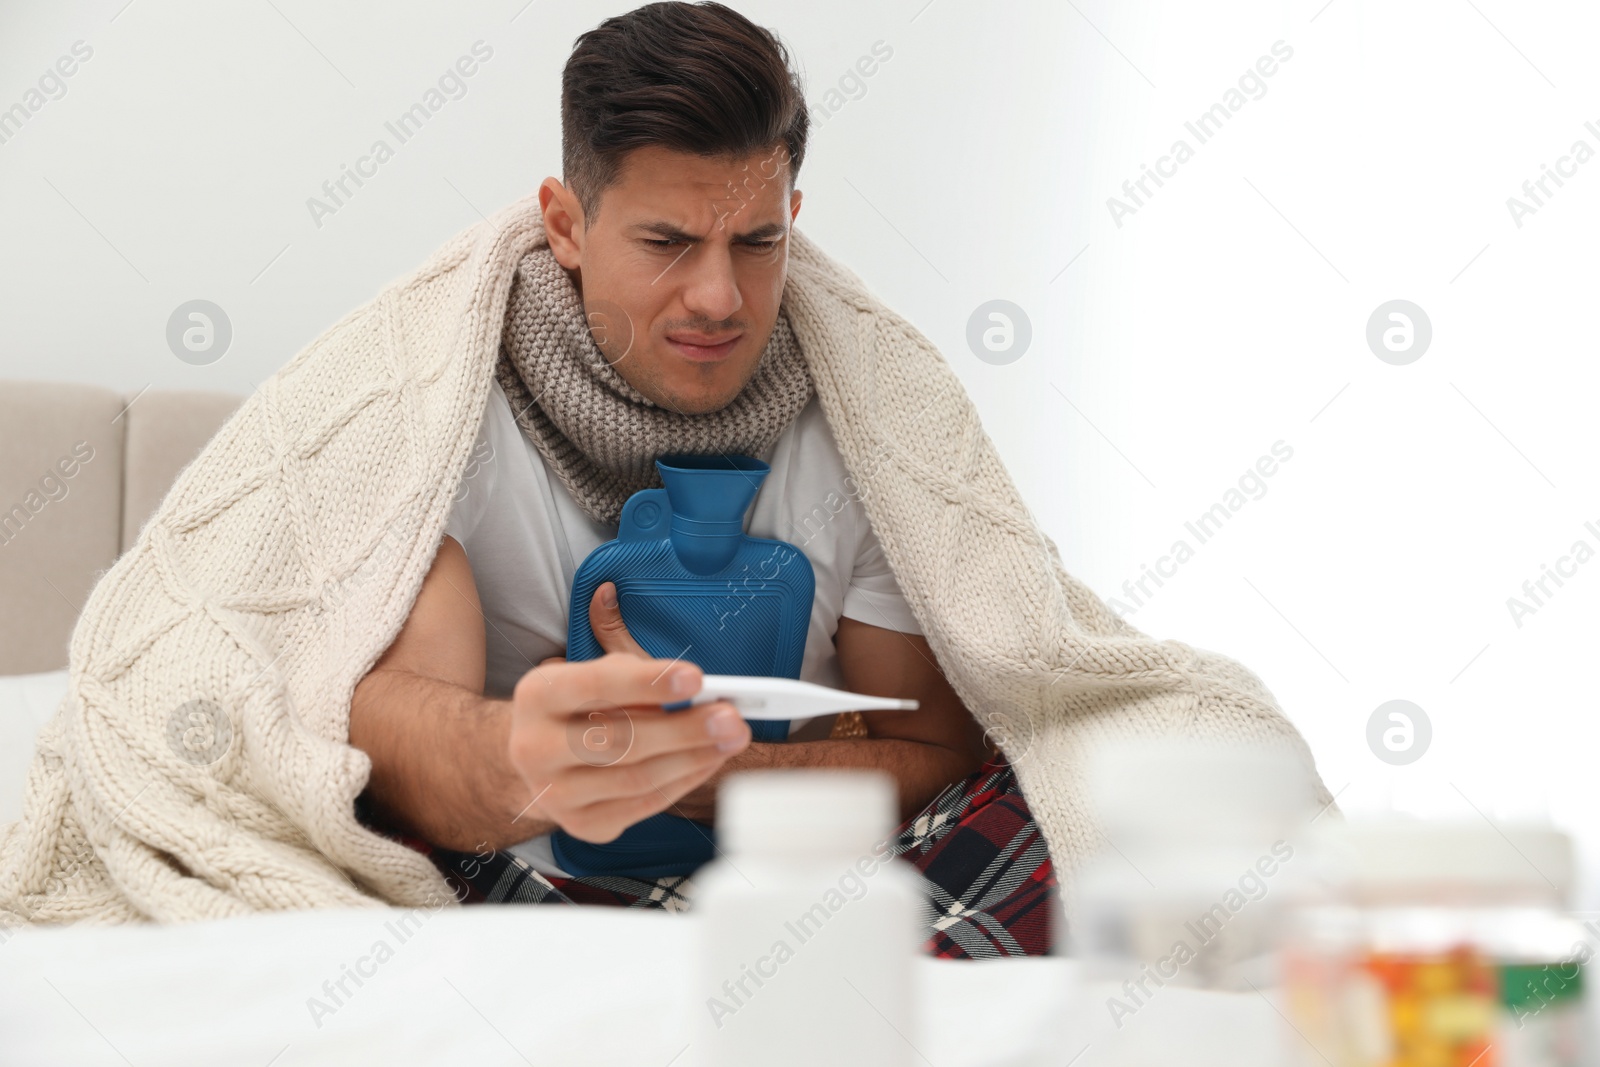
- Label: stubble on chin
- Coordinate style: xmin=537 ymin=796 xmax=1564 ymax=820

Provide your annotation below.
xmin=625 ymin=350 xmax=757 ymax=416
xmin=646 ymin=378 xmax=744 ymax=416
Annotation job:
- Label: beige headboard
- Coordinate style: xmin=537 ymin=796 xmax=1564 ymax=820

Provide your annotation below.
xmin=0 ymin=381 xmax=242 ymax=674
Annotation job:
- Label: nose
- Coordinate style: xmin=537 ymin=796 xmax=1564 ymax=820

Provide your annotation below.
xmin=678 ymin=244 xmax=743 ymax=324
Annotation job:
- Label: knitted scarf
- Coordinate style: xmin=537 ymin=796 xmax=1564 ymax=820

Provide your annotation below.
xmin=494 ymin=246 xmax=814 ymax=526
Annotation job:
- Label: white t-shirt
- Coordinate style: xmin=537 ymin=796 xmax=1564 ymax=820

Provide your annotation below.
xmin=443 ymin=379 xmax=923 ymax=876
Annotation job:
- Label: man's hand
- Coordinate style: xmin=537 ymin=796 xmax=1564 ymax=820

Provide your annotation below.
xmin=507 ymin=582 xmax=753 ymax=843
xmin=350 ymin=544 xmax=750 ymax=852
xmin=505 ymin=652 xmax=750 ymax=843
xmin=580 ymin=581 xmax=990 ymax=826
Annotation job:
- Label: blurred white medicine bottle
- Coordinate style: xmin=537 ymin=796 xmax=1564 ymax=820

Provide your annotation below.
xmin=690 ymin=769 xmax=923 ymax=1067
xmin=1071 ymin=738 xmax=1320 ymax=992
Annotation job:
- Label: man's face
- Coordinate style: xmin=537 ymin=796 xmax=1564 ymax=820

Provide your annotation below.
xmin=540 ymin=143 xmax=803 ymax=416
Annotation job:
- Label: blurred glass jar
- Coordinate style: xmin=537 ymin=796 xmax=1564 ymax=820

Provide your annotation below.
xmin=1283 ymin=821 xmax=1590 ymax=1067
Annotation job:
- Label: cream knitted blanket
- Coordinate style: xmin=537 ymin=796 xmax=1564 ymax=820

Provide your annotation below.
xmin=0 ymin=193 xmax=1331 ymax=925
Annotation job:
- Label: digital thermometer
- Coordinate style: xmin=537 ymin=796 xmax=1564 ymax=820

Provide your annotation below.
xmin=666 ymin=674 xmax=919 ymax=720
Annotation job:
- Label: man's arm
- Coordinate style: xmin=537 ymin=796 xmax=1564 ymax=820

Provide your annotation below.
xmin=350 ymin=536 xmax=751 ymax=852
xmin=578 ymin=589 xmax=990 ymax=824
xmin=350 ymin=535 xmax=538 ymax=850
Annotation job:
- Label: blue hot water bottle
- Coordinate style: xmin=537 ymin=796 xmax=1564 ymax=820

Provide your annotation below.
xmin=549 ymin=453 xmax=815 ymax=879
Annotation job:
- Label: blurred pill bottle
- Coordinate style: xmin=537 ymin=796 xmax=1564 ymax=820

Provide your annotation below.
xmin=1069 ymin=739 xmax=1324 ymax=997
xmin=689 ymin=769 xmax=922 ymax=1067
xmin=1282 ymin=821 xmax=1589 ymax=1067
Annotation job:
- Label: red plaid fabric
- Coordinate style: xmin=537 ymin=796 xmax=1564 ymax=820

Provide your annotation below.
xmin=381 ymin=754 xmax=1058 ymax=960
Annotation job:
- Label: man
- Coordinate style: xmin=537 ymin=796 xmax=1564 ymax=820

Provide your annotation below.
xmin=347 ymin=2 xmax=1050 ymax=952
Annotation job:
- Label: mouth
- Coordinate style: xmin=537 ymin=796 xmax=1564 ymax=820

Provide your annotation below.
xmin=665 ymin=332 xmax=743 ymax=363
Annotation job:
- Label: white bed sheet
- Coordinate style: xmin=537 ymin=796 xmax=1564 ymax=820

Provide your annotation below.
xmin=0 ymin=903 xmax=1300 ymax=1067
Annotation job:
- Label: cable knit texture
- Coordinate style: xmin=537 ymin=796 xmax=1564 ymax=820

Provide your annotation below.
xmin=496 ymin=244 xmax=813 ymax=526
xmin=0 ymin=194 xmax=1332 ymax=926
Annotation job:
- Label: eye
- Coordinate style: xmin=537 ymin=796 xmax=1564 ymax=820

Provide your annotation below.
xmin=743 ymin=240 xmax=779 ymax=252
xmin=644 ymin=238 xmax=685 ymax=249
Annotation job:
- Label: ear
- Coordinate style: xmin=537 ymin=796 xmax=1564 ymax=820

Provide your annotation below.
xmin=540 ymin=177 xmax=585 ymax=270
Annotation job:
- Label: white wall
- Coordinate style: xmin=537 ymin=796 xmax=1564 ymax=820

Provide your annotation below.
xmin=1060 ymin=0 xmax=1600 ymax=908
xmin=2 ymin=1 xmax=1595 ymax=901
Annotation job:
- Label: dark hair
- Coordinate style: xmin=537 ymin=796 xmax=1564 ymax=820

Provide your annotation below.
xmin=561 ymin=2 xmax=809 ymax=224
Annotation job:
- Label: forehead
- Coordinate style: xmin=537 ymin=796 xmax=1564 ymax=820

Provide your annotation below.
xmin=602 ymin=143 xmax=792 ymax=225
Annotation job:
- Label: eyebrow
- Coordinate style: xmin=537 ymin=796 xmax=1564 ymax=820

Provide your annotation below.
xmin=633 ymin=219 xmax=789 ymax=242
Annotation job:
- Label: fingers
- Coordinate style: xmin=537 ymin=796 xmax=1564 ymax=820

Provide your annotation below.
xmin=518 ymin=650 xmax=702 ymax=714
xmin=555 ymin=760 xmax=729 ymax=844
xmin=588 ymin=582 xmax=650 ymax=658
xmin=506 ymin=652 xmax=756 ymax=844
xmin=508 ymin=699 xmax=750 ymax=834
xmin=636 ymin=699 xmax=752 ymax=761
xmin=551 ymin=735 xmax=733 ymax=810
xmin=563 ymin=698 xmax=751 ymax=765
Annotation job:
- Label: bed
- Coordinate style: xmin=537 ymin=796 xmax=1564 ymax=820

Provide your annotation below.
xmin=0 ymin=379 xmax=1300 ymax=1064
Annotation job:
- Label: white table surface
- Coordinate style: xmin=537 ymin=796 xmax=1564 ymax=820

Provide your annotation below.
xmin=0 ymin=904 xmax=1297 ymax=1067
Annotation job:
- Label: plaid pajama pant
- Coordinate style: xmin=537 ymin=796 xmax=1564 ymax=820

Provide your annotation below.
xmin=393 ymin=754 xmax=1058 ymax=960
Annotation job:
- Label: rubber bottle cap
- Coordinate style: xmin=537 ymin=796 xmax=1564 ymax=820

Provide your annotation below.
xmin=718 ymin=769 xmax=896 ymax=857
